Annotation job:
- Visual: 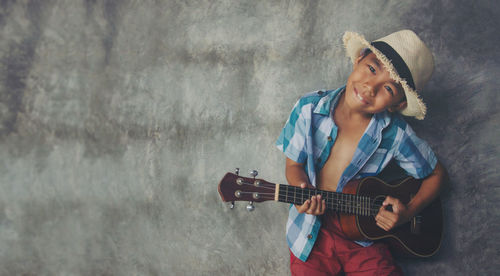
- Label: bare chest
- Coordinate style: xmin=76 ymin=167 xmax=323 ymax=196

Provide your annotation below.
xmin=318 ymin=124 xmax=368 ymax=192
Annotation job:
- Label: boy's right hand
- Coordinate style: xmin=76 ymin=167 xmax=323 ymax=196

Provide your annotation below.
xmin=295 ymin=182 xmax=326 ymax=215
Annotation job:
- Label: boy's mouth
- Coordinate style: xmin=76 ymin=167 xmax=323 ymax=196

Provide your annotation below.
xmin=354 ymin=88 xmax=370 ymax=104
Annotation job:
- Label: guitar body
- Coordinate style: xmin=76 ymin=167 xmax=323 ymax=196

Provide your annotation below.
xmin=339 ymin=177 xmax=443 ymax=257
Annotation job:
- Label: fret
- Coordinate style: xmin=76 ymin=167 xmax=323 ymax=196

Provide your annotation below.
xmin=346 ymin=194 xmax=349 ymax=213
xmin=344 ymin=193 xmax=347 ymax=213
xmin=339 ymin=193 xmax=342 ymax=213
xmin=357 ymin=196 xmax=361 ymax=215
xmin=363 ymin=196 xmax=366 ymax=216
xmin=278 ymin=185 xmax=283 ymax=202
xmin=324 ymin=191 xmax=328 ymax=209
xmin=352 ymin=194 xmax=355 ymax=215
xmin=355 ymin=195 xmax=359 ymax=215
xmin=349 ymin=194 xmax=352 ymax=214
xmin=278 ymin=185 xmax=282 ymax=202
xmin=367 ymin=196 xmax=370 ymax=216
xmin=366 ymin=196 xmax=369 ymax=216
xmin=364 ymin=196 xmax=366 ymax=216
xmin=360 ymin=196 xmax=363 ymax=216
xmin=354 ymin=195 xmax=358 ymax=215
xmin=347 ymin=194 xmax=350 ymax=213
xmin=361 ymin=196 xmax=363 ymax=215
xmin=355 ymin=195 xmax=358 ymax=215
xmin=367 ymin=196 xmax=370 ymax=215
xmin=341 ymin=193 xmax=344 ymax=213
xmin=352 ymin=194 xmax=355 ymax=214
xmin=287 ymin=186 xmax=292 ymax=203
xmin=343 ymin=193 xmax=346 ymax=213
xmin=284 ymin=185 xmax=288 ymax=203
xmin=328 ymin=192 xmax=333 ymax=210
xmin=285 ymin=185 xmax=290 ymax=203
xmin=342 ymin=193 xmax=345 ymax=213
xmin=350 ymin=194 xmax=352 ymax=214
xmin=359 ymin=195 xmax=362 ymax=215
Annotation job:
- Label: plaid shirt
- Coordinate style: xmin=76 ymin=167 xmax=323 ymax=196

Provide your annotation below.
xmin=276 ymin=86 xmax=437 ymax=261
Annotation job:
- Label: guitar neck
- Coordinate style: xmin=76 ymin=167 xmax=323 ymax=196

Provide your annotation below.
xmin=277 ymin=184 xmax=376 ymax=216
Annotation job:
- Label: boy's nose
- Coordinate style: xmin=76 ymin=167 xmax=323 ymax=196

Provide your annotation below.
xmin=362 ymin=84 xmax=376 ymax=97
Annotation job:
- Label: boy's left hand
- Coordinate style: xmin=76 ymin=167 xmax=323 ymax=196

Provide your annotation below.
xmin=375 ymin=196 xmax=412 ymax=231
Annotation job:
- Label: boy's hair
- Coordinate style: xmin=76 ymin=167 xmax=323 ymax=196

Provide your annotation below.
xmin=359 ymin=48 xmax=372 ymax=59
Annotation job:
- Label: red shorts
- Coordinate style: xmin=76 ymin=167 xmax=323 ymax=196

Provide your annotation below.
xmin=290 ymin=212 xmax=403 ymax=276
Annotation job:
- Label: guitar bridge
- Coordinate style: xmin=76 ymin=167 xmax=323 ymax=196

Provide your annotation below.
xmin=411 ymin=215 xmax=422 ymax=234
xmin=409 ymin=193 xmax=421 ymax=235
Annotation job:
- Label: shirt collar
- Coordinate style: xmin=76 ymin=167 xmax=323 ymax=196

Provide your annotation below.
xmin=313 ymin=86 xmax=345 ymax=115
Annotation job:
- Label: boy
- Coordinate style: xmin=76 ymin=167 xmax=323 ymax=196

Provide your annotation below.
xmin=276 ymin=30 xmax=447 ymax=275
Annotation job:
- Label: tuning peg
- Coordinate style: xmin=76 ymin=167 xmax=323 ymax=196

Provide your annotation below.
xmin=235 ymin=168 xmax=240 ymax=175
xmin=229 ymin=201 xmax=235 ymax=209
xmin=249 ymin=170 xmax=258 ymax=178
xmin=246 ymin=201 xmax=255 ymax=212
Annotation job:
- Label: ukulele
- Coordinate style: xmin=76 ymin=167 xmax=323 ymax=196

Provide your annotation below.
xmin=218 ymin=172 xmax=443 ymax=257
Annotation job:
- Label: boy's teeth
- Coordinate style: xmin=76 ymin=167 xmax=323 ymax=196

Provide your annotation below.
xmin=357 ymin=93 xmax=364 ymax=101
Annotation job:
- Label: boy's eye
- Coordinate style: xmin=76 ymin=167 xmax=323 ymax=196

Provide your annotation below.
xmin=385 ymin=86 xmax=394 ymax=96
xmin=368 ymin=65 xmax=376 ymax=73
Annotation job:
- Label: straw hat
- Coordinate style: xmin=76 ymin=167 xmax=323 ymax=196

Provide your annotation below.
xmin=343 ymin=30 xmax=434 ymax=120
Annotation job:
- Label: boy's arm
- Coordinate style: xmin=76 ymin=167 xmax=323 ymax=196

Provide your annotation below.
xmin=375 ymin=161 xmax=447 ymax=231
xmin=286 ymin=157 xmax=326 ymax=215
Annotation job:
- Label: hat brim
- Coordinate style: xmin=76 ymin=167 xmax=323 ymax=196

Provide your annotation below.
xmin=343 ymin=31 xmax=427 ymax=120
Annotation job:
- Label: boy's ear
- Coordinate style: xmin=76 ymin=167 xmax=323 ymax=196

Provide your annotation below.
xmin=388 ymin=100 xmax=407 ymax=113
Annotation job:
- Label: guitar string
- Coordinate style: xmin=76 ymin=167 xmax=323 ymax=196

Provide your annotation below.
xmin=236 ymin=180 xmax=382 ymax=213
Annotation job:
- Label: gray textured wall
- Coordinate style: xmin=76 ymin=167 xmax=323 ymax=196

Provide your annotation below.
xmin=0 ymin=0 xmax=499 ymax=275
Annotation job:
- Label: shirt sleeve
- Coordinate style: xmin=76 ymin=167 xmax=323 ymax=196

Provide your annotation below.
xmin=276 ymin=98 xmax=310 ymax=164
xmin=393 ymin=123 xmax=437 ymax=179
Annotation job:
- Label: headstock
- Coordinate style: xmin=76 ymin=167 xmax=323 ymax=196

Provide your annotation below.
xmin=218 ymin=170 xmax=277 ymax=210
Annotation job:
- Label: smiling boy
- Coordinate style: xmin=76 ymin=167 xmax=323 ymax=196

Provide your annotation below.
xmin=277 ymin=30 xmax=446 ymax=275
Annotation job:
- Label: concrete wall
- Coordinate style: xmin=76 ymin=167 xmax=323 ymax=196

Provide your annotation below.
xmin=0 ymin=0 xmax=498 ymax=275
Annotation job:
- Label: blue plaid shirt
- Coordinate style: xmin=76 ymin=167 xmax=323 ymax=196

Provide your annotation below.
xmin=276 ymin=86 xmax=437 ymax=262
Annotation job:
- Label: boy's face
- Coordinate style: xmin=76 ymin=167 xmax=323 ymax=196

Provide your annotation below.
xmin=344 ymin=52 xmax=407 ymax=116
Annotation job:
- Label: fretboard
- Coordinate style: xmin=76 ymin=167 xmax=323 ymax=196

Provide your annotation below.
xmin=277 ymin=184 xmax=377 ymax=216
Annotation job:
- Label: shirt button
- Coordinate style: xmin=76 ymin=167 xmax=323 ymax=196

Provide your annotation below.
xmin=307 ymin=234 xmax=313 ymax=239
xmin=327 ymin=136 xmax=332 ymax=141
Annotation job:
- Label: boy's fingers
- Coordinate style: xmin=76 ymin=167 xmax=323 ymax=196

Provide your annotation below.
xmin=296 ymin=200 xmax=310 ymax=213
xmin=376 ymin=221 xmax=390 ymax=231
xmin=308 ymin=196 xmax=317 ymax=213
xmin=383 ymin=196 xmax=398 ymax=206
xmin=376 ymin=211 xmax=397 ymax=230
xmin=377 ymin=207 xmax=395 ymax=222
xmin=314 ymin=195 xmax=323 ymax=214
